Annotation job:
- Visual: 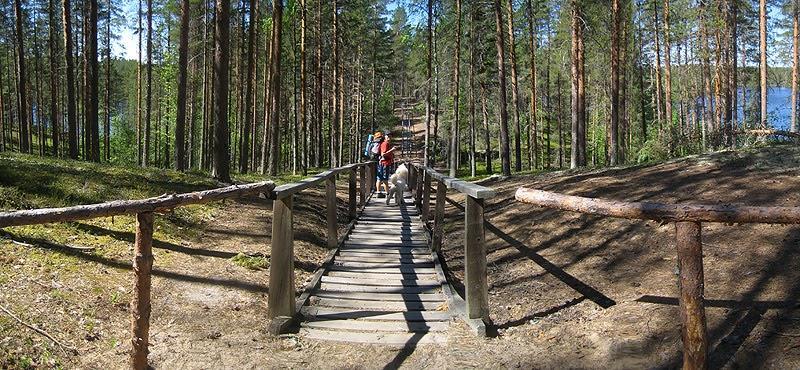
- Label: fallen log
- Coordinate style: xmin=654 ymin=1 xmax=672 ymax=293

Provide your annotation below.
xmin=0 ymin=181 xmax=276 ymax=228
xmin=515 ymin=188 xmax=800 ymax=224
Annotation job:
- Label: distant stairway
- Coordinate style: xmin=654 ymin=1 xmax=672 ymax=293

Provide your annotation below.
xmin=299 ymin=191 xmax=455 ymax=345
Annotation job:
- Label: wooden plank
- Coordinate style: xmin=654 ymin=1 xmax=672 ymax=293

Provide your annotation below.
xmin=319 ymin=283 xmax=440 ymax=294
xmin=268 ymin=195 xmax=296 ymax=319
xmin=311 ymin=290 xmax=445 ymax=302
xmin=302 ymin=319 xmax=449 ymax=333
xmin=422 ymin=172 xmax=431 ymax=222
xmin=301 ymin=328 xmax=448 ymax=345
xmin=347 ymin=235 xmax=428 ymax=242
xmin=301 ymin=307 xmax=453 ymax=321
xmin=432 ymin=180 xmax=447 ymax=251
xmin=348 ymin=170 xmax=357 ymax=219
xmin=337 ymin=250 xmax=430 ymax=257
xmin=333 ymin=255 xmax=433 ymax=264
xmin=676 ymin=221 xmax=708 ymax=369
xmin=344 ymin=240 xmax=428 ymax=247
xmin=272 ymin=163 xmax=368 ymax=198
xmin=332 ymin=261 xmax=434 ymax=269
xmin=326 ymin=177 xmax=338 ymax=248
xmin=325 ymin=271 xmax=438 ymax=280
xmin=465 ymin=195 xmax=489 ymax=322
xmin=319 ymin=276 xmax=440 ymax=287
xmin=312 ymin=297 xmax=447 ymax=311
xmin=340 ymin=247 xmax=430 ymax=254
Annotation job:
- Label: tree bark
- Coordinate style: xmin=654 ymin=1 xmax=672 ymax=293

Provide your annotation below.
xmin=449 ymin=0 xmax=461 ymax=177
xmin=610 ymin=0 xmax=621 ymax=166
xmin=652 ymin=0 xmax=664 ymax=132
xmin=570 ymin=0 xmax=586 ymax=168
xmin=63 ymin=0 xmax=78 ymax=159
xmin=104 ymin=0 xmax=111 ymax=161
xmin=506 ymin=0 xmax=522 ymax=172
xmin=212 ymin=0 xmax=231 ymax=182
xmin=144 ymin=0 xmax=153 ymax=166
xmin=793 ymin=0 xmax=799 ymax=133
xmin=175 ymin=0 xmax=190 ymax=171
xmin=526 ymin=0 xmax=539 ymax=171
xmin=481 ymin=83 xmax=492 ymax=174
xmin=14 ymin=0 xmax=29 ymax=154
xmin=759 ymin=0 xmax=767 ymax=129
xmin=85 ymin=0 xmax=99 ymax=162
xmin=493 ymin=0 xmax=512 ymax=176
xmin=266 ymin=0 xmax=283 ymax=176
xmin=662 ymin=0 xmax=673 ymax=135
xmin=424 ymin=0 xmax=433 ymax=166
xmin=239 ymin=0 xmax=258 ymax=173
xmin=49 ymin=0 xmax=60 ymax=157
xmin=300 ymin=0 xmax=308 ymax=174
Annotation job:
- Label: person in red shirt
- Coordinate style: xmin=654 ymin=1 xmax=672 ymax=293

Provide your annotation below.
xmin=376 ymin=132 xmax=397 ymax=197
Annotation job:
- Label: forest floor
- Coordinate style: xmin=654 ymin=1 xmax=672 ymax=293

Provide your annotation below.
xmin=2 ymin=144 xmax=800 ymax=369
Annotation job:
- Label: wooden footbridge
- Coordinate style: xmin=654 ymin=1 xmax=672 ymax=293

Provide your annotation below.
xmin=6 ymin=154 xmax=798 ymax=368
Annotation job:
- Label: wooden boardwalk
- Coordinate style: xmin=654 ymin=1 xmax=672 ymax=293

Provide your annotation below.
xmin=299 ymin=191 xmax=455 ymax=345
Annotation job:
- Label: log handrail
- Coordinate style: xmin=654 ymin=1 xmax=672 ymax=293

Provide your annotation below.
xmin=0 ymin=181 xmax=277 ymax=228
xmin=515 ymin=187 xmax=800 ymax=370
xmin=0 ymin=162 xmax=375 ymax=370
xmin=515 ymin=188 xmax=800 ymax=224
xmin=412 ymin=164 xmax=496 ymax=199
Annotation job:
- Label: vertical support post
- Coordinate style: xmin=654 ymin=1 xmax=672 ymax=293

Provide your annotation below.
xmin=464 ymin=196 xmax=488 ymax=323
xmin=131 ymin=212 xmax=154 ymax=370
xmin=432 ymin=180 xmax=447 ymax=251
xmin=326 ymin=176 xmax=338 ymax=248
xmin=359 ymin=164 xmax=366 ymax=206
xmin=409 ymin=164 xmax=417 ymax=194
xmin=416 ymin=169 xmax=424 ymax=207
xmin=422 ymin=171 xmax=432 ymax=222
xmin=675 ymin=221 xmax=708 ymax=370
xmin=268 ymin=195 xmax=296 ymax=332
xmin=370 ymin=162 xmax=378 ymax=195
xmin=348 ymin=169 xmax=357 ymax=219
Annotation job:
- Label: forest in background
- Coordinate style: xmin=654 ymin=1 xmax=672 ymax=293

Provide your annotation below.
xmin=0 ymin=0 xmax=799 ymax=182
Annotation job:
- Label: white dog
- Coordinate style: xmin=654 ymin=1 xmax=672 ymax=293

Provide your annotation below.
xmin=386 ymin=164 xmax=409 ymax=206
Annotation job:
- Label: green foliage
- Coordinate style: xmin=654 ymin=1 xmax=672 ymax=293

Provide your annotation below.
xmin=230 ymin=253 xmax=269 ymax=270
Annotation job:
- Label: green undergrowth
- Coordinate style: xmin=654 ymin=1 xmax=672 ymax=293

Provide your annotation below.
xmin=230 ymin=253 xmax=270 ymax=270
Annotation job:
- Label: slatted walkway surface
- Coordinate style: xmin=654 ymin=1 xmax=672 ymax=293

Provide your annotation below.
xmin=299 ymin=191 xmax=455 ymax=345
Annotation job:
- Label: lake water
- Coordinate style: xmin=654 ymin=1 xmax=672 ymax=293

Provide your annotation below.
xmin=736 ymin=87 xmax=793 ymax=130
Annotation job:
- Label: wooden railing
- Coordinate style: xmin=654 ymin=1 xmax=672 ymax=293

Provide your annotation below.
xmin=407 ymin=163 xmax=496 ymax=334
xmin=0 ymin=162 xmax=374 ymax=370
xmin=515 ymin=188 xmax=800 ymax=370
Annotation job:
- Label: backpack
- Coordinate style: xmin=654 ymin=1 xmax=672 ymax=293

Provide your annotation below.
xmin=369 ymin=138 xmax=382 ymax=161
xmin=363 ymin=134 xmax=373 ymax=157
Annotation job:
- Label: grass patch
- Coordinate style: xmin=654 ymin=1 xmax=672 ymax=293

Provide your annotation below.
xmin=230 ymin=253 xmax=270 ymax=270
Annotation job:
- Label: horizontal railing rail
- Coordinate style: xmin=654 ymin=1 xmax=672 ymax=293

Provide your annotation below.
xmin=0 ymin=162 xmax=376 ymax=370
xmin=407 ymin=162 xmax=495 ymax=335
xmin=515 ymin=187 xmax=800 ymax=370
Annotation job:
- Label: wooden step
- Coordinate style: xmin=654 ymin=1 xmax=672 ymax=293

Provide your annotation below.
xmin=333 ymin=255 xmax=433 ymax=264
xmin=311 ymin=297 xmax=447 ymax=311
xmin=302 ymin=319 xmax=449 ymax=333
xmin=301 ymin=307 xmax=454 ymax=322
xmin=318 ymin=282 xmax=440 ymax=294
xmin=337 ymin=250 xmax=431 ymax=258
xmin=347 ymin=234 xmax=427 ymax=242
xmin=321 ymin=275 xmax=439 ymax=287
xmin=326 ymin=271 xmax=439 ymax=280
xmin=311 ymin=290 xmax=446 ymax=302
xmin=332 ymin=261 xmax=434 ymax=269
xmin=301 ymin=328 xmax=448 ymax=345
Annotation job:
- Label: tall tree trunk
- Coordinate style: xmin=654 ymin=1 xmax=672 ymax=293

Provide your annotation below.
xmin=526 ymin=0 xmax=538 ymax=171
xmin=610 ymin=0 xmax=621 ymax=165
xmin=239 ymin=0 xmax=257 ymax=173
xmin=424 ymin=0 xmax=432 ymax=166
xmin=14 ymin=0 xmax=29 ymax=154
xmin=49 ymin=0 xmax=60 ymax=157
xmin=652 ymin=0 xmax=664 ymax=132
xmin=570 ymin=0 xmax=586 ymax=168
xmin=699 ymin=0 xmax=712 ymax=148
xmin=300 ymin=0 xmax=308 ymax=175
xmin=449 ymin=0 xmax=461 ymax=177
xmin=493 ymin=0 xmax=511 ymax=176
xmin=315 ymin=0 xmax=323 ymax=167
xmin=175 ymin=0 xmax=190 ymax=171
xmin=481 ymin=82 xmax=492 ymax=174
xmin=63 ymin=0 xmax=78 ymax=159
xmin=662 ymin=0 xmax=672 ymax=135
xmin=85 ymin=0 xmax=99 ymax=162
xmin=759 ymin=0 xmax=767 ymax=128
xmin=266 ymin=0 xmax=283 ymax=176
xmin=331 ymin=0 xmax=340 ymax=167
xmin=136 ymin=0 xmax=143 ymax=164
xmin=793 ymin=0 xmax=799 ymax=133
xmin=104 ymin=0 xmax=111 ymax=161
xmin=506 ymin=0 xmax=522 ymax=172
xmin=144 ymin=0 xmax=153 ymax=166
xmin=469 ymin=4 xmax=477 ymax=177
xmin=212 ymin=0 xmax=231 ymax=181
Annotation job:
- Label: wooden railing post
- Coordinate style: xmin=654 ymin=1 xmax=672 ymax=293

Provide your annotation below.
xmin=359 ymin=165 xmax=366 ymax=206
xmin=464 ymin=196 xmax=489 ymax=323
xmin=370 ymin=162 xmax=378 ymax=195
xmin=268 ymin=195 xmax=296 ymax=333
xmin=131 ymin=212 xmax=154 ymax=370
xmin=348 ymin=169 xmax=357 ymax=219
xmin=422 ymin=171 xmax=432 ymax=222
xmin=676 ymin=221 xmax=708 ymax=370
xmin=416 ymin=169 xmax=424 ymax=208
xmin=432 ymin=180 xmax=447 ymax=251
xmin=326 ymin=177 xmax=338 ymax=248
